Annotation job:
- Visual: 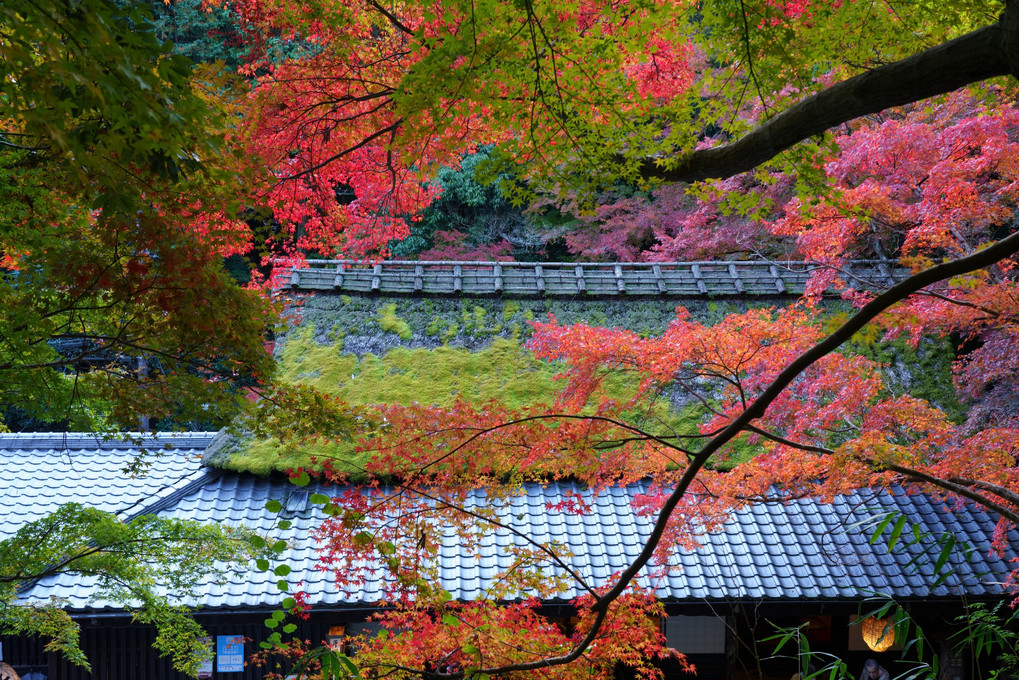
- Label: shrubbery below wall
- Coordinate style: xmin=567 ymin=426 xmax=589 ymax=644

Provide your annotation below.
xmin=213 ymin=295 xmax=962 ymax=477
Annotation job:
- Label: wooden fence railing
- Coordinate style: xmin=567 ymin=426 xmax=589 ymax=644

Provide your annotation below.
xmin=281 ymin=260 xmax=911 ymax=297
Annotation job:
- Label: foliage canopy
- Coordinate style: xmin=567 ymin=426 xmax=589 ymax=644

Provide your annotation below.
xmin=6 ymin=0 xmax=1019 ymax=676
xmin=221 ymin=0 xmax=1019 ymax=678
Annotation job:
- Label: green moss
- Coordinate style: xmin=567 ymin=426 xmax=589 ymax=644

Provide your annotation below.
xmin=353 ymin=340 xmax=550 ymax=406
xmin=378 ymin=303 xmax=413 ymax=340
xmin=234 ymin=294 xmax=962 ymax=479
xmin=457 ymin=305 xmax=500 ymax=336
xmin=277 ymin=326 xmax=349 ymax=385
xmin=847 ymin=333 xmax=965 ymax=422
xmin=240 ymin=437 xmax=369 ymax=477
xmin=425 ymin=316 xmax=444 ymax=337
xmin=231 ymin=336 xmax=563 ymax=476
xmin=287 ymin=296 xmax=695 ymax=352
xmin=326 ymin=324 xmax=346 ymax=344
xmin=229 ymin=328 xmax=710 ymax=478
xmin=442 ymin=322 xmax=459 ymax=343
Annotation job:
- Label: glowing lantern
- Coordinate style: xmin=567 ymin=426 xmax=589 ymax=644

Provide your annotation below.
xmin=327 ymin=624 xmax=346 ymax=649
xmin=861 ymin=616 xmax=895 ymax=652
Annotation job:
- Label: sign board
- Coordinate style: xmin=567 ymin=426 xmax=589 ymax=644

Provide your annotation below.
xmin=197 ymin=637 xmax=213 ymax=678
xmin=217 ymin=635 xmax=245 ymax=673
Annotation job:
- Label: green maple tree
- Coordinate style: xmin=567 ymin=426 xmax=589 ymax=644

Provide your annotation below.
xmin=0 ymin=0 xmax=278 ymax=432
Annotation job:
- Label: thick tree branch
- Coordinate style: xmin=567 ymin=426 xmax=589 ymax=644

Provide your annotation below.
xmin=883 ymin=465 xmax=1019 ymax=527
xmin=366 ymin=0 xmax=414 ymax=36
xmin=949 ymin=477 xmax=1019 ymax=518
xmin=640 ymin=18 xmax=1016 ymax=183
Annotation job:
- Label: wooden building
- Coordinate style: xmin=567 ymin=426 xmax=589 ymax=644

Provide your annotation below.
xmin=2 ymin=433 xmax=1015 ymax=679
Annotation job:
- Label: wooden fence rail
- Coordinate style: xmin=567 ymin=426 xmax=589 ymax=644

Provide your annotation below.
xmin=281 ymin=260 xmax=911 ymax=297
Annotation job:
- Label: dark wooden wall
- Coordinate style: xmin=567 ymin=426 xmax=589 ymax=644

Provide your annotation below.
xmin=3 ymin=616 xmax=343 ymax=680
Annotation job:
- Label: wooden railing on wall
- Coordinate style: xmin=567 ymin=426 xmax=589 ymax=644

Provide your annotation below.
xmin=282 ymin=260 xmax=910 ymax=297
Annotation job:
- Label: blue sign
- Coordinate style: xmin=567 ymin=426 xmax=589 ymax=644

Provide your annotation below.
xmin=217 ymin=635 xmax=245 ymax=673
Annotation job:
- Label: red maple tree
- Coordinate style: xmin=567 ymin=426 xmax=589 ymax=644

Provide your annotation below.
xmin=212 ymin=0 xmax=1019 ymax=677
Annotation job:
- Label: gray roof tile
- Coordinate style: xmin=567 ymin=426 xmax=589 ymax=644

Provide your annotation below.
xmin=0 ymin=432 xmax=213 ymax=542
xmin=5 ymin=435 xmax=1017 ymax=612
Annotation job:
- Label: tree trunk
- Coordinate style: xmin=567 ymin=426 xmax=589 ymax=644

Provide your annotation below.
xmin=641 ymin=6 xmax=1019 ymax=183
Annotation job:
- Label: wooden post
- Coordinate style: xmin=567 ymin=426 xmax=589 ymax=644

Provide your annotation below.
xmin=575 ymin=264 xmax=586 ymax=293
xmin=652 ymin=264 xmax=665 ymax=294
xmin=770 ymin=264 xmax=786 ymax=294
xmin=371 ymin=263 xmax=383 ymax=293
xmin=535 ymin=265 xmax=545 ymax=294
xmin=728 ymin=263 xmax=745 ymax=294
xmin=493 ymin=264 xmax=504 ymax=294
xmin=414 ymin=265 xmax=424 ymax=293
xmin=614 ymin=264 xmax=625 ymax=294
xmin=453 ymin=265 xmax=463 ymax=294
xmin=691 ymin=263 xmax=708 ymax=295
xmin=289 ymin=269 xmax=301 ymax=289
xmin=332 ymin=264 xmax=344 ymax=289
xmin=878 ymin=261 xmax=895 ymax=287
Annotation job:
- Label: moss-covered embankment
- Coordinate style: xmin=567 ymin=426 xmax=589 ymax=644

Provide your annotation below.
xmin=211 ymin=294 xmax=962 ymax=477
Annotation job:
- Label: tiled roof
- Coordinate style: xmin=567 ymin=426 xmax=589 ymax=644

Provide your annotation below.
xmin=0 ymin=432 xmax=213 ymax=541
xmin=5 ymin=434 xmax=1016 ymax=612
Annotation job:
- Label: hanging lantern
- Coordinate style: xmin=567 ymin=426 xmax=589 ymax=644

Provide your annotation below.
xmin=861 ymin=616 xmax=895 ymax=652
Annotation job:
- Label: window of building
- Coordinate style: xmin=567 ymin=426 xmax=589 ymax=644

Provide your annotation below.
xmin=664 ymin=615 xmax=727 ymax=654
